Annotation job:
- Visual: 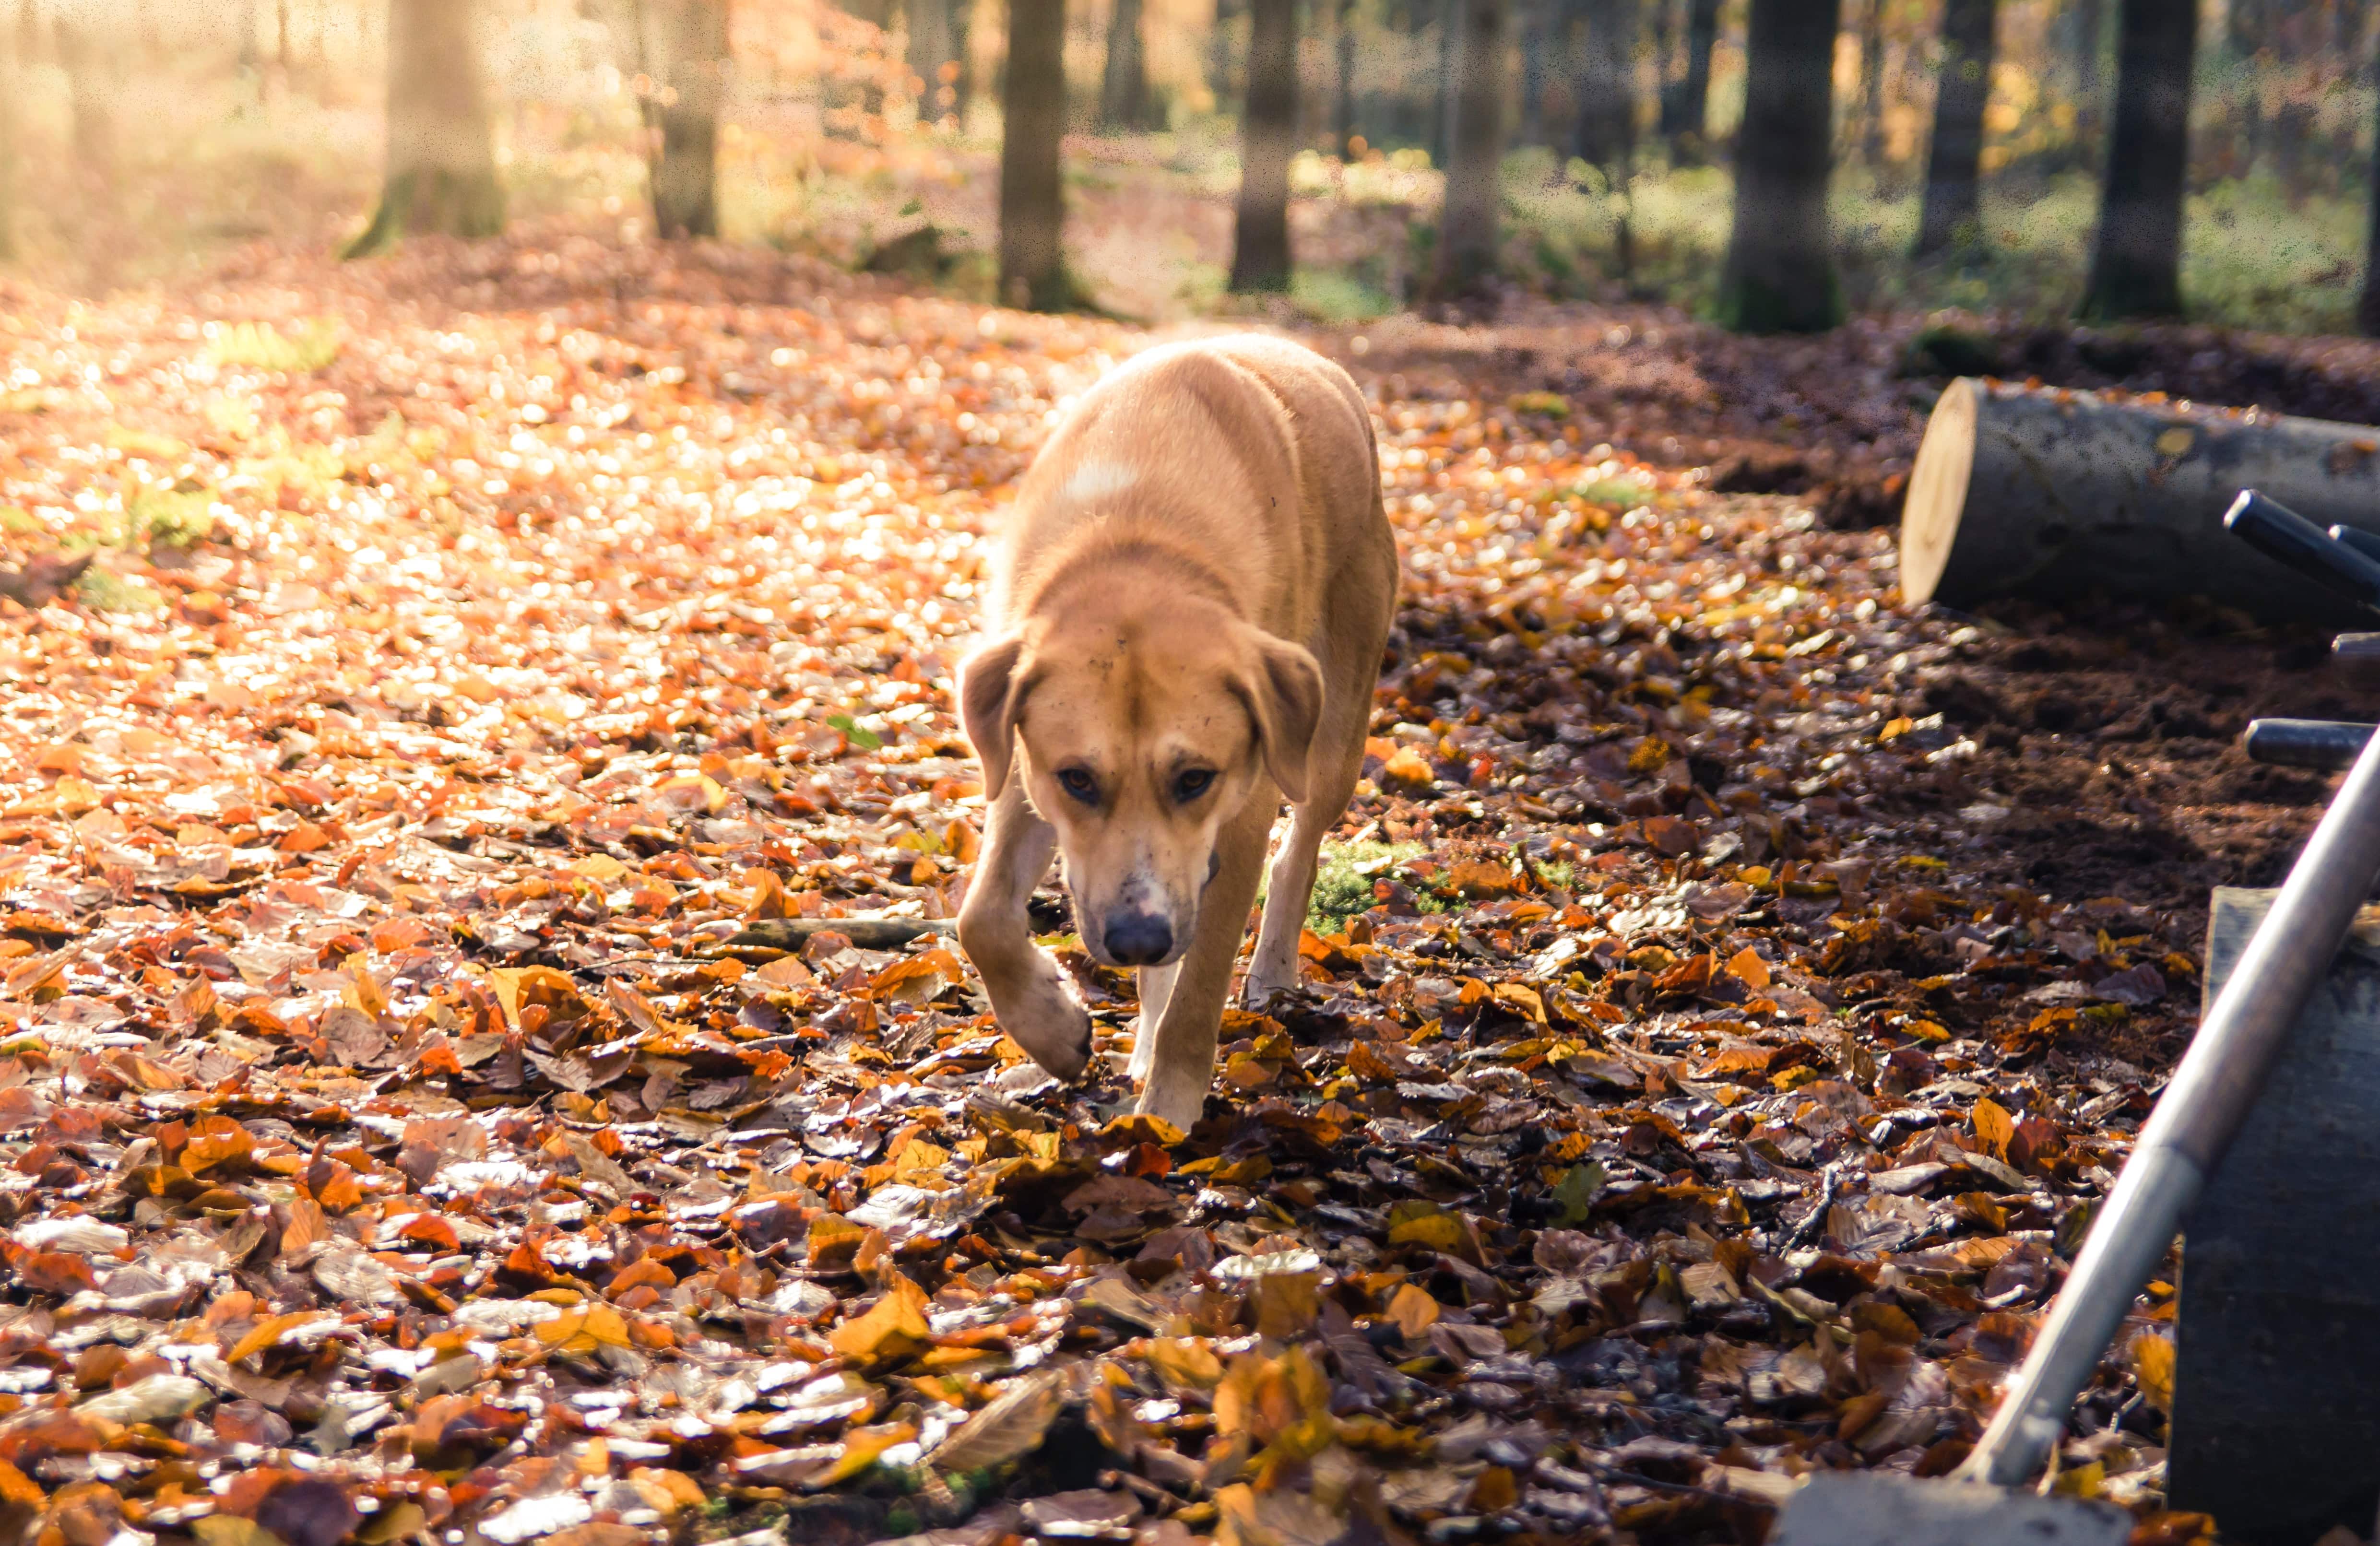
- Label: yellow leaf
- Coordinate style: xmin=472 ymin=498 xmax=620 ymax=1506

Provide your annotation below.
xmin=0 ymin=1458 xmax=39 ymax=1509
xmin=1379 ymin=745 xmax=1435 ymax=790
xmin=226 ymin=1310 xmax=327 ymax=1365
xmin=486 ymin=965 xmax=587 ymax=1031
xmin=1725 ymin=946 xmax=1771 ymax=990
xmin=182 ymin=1116 xmax=255 ymax=1174
xmin=195 ymin=1519 xmax=287 ymax=1546
xmin=2155 ymin=426 xmax=2194 ymax=457
xmin=1146 ymin=1337 xmax=1223 ymax=1393
xmin=584 ymin=1304 xmax=632 ymax=1348
xmin=809 ymin=1421 xmax=918 ymax=1487
xmin=1384 ymin=1283 xmax=1441 ymax=1339
xmin=2131 ymin=1331 xmax=2175 ymax=1413
xmin=1972 ymin=1097 xmax=2017 ymax=1161
xmin=828 ymin=1273 xmax=931 ymax=1363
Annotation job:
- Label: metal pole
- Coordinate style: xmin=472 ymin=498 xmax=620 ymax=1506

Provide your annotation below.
xmin=1961 ymin=720 xmax=2380 ymax=1487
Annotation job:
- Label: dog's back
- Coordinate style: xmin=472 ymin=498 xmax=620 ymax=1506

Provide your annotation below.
xmin=993 ymin=335 xmax=1386 ymax=642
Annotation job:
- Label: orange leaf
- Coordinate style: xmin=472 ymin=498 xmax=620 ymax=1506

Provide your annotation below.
xmin=1971 ymin=1098 xmax=2016 ymax=1161
xmin=827 ymin=1273 xmax=931 ymax=1364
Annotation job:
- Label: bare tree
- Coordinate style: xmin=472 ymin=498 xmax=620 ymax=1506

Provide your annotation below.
xmin=1913 ymin=0 xmax=1997 ymax=255
xmin=638 ymin=0 xmax=730 ymax=238
xmin=1519 ymin=0 xmax=1552 ymax=147
xmin=998 ymin=0 xmax=1072 ymax=308
xmin=1849 ymin=0 xmax=1886 ymax=167
xmin=1670 ymin=0 xmax=1720 ymax=158
xmin=54 ymin=19 xmax=112 ymax=180
xmin=1425 ymin=0 xmax=1506 ymax=302
xmin=0 ymin=18 xmax=16 ymax=262
xmin=2359 ymin=51 xmax=2380 ymax=333
xmin=2079 ymin=0 xmax=2193 ymax=319
xmin=1229 ymin=0 xmax=1297 ymax=289
xmin=907 ymin=0 xmax=970 ymax=124
xmin=1100 ymin=0 xmax=1151 ymax=127
xmin=2065 ymin=0 xmax=2105 ymax=158
xmin=347 ymin=0 xmax=504 ymax=256
xmin=1332 ymin=0 xmax=1356 ymax=154
xmin=1717 ymin=0 xmax=1843 ymax=331
xmin=1573 ymin=0 xmax=1637 ymax=169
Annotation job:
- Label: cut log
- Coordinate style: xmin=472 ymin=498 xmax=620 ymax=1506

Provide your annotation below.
xmin=1901 ymin=378 xmax=2380 ymax=626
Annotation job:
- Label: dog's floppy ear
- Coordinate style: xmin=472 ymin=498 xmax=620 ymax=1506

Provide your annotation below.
xmin=959 ymin=635 xmax=1030 ymax=796
xmin=1241 ymin=634 xmax=1324 ymax=804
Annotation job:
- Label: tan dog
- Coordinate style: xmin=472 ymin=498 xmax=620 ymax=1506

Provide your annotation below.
xmin=956 ymin=335 xmax=1397 ymax=1131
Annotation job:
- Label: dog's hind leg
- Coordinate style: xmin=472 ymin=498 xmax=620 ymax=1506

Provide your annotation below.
xmin=1137 ymin=793 xmax=1274 ymax=1131
xmin=1129 ymin=961 xmax=1178 ymax=1083
xmin=958 ymin=772 xmax=1092 ymax=1080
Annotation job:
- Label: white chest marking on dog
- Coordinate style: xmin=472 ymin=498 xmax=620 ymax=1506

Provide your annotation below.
xmin=1059 ymin=460 xmax=1138 ymax=505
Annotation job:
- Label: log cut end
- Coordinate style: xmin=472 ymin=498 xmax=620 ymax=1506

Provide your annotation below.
xmin=1899 ymin=376 xmax=1979 ymax=606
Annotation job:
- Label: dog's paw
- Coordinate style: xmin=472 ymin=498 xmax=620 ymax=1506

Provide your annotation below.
xmin=1135 ymin=1067 xmax=1210 ymax=1134
xmin=991 ymin=959 xmax=1094 ymax=1081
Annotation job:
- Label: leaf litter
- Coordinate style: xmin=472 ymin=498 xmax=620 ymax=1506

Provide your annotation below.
xmin=0 ymin=230 xmax=2325 ymax=1546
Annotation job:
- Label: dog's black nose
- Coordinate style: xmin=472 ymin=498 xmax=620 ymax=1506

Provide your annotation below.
xmin=1104 ymin=912 xmax=1173 ymax=966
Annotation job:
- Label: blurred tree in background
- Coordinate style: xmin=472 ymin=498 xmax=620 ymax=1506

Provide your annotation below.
xmin=346 ymin=0 xmax=504 ymax=255
xmin=3 ymin=0 xmax=2380 ymax=335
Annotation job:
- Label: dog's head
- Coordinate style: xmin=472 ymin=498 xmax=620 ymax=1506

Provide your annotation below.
xmin=959 ymin=594 xmax=1322 ymax=971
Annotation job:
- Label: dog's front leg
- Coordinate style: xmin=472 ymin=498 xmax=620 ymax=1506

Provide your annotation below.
xmin=959 ymin=773 xmax=1091 ymax=1080
xmin=1136 ymin=795 xmax=1274 ymax=1131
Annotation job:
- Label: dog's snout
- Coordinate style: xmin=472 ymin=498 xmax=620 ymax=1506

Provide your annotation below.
xmin=1104 ymin=911 xmax=1174 ymax=966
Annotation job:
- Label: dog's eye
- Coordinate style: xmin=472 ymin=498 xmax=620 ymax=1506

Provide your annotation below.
xmin=1056 ymin=767 xmax=1098 ymax=803
xmin=1174 ymin=768 xmax=1215 ymax=803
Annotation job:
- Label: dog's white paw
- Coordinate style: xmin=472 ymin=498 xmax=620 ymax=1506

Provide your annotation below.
xmin=991 ymin=958 xmax=1094 ymax=1081
xmin=1136 ymin=1067 xmax=1210 ymax=1134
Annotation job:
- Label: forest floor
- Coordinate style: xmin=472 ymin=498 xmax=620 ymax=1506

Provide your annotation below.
xmin=0 ymin=229 xmax=2358 ymax=1546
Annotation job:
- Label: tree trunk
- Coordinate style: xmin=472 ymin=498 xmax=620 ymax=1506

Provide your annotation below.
xmin=1332 ymin=0 xmax=1356 ymax=153
xmin=1646 ymin=0 xmax=1675 ymax=137
xmin=998 ymin=0 xmax=1071 ymax=308
xmin=1913 ymin=0 xmax=1996 ymax=256
xmin=643 ymin=0 xmax=728 ymax=239
xmin=1717 ymin=0 xmax=1841 ymax=332
xmin=2078 ymin=0 xmax=2193 ymax=320
xmin=908 ymin=0 xmax=961 ymax=126
xmin=1673 ymin=0 xmax=1720 ymax=159
xmin=1855 ymin=0 xmax=1885 ymax=166
xmin=1211 ymin=0 xmax=1243 ymax=108
xmin=346 ymin=0 xmax=503 ymax=256
xmin=2357 ymin=72 xmax=2380 ymax=336
xmin=2065 ymin=0 xmax=2103 ymax=159
xmin=1425 ymin=0 xmax=1506 ymax=302
xmin=55 ymin=20 xmax=112 ymax=179
xmin=1100 ymin=0 xmax=1150 ymax=128
xmin=1519 ymin=0 xmax=1551 ymax=147
xmin=1572 ymin=0 xmax=1637 ymax=168
xmin=1432 ymin=0 xmax=1457 ymax=166
xmin=1230 ymin=0 xmax=1297 ymax=289
xmin=0 ymin=24 xmax=16 ymax=262
xmin=1901 ymin=378 xmax=2380 ymax=628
